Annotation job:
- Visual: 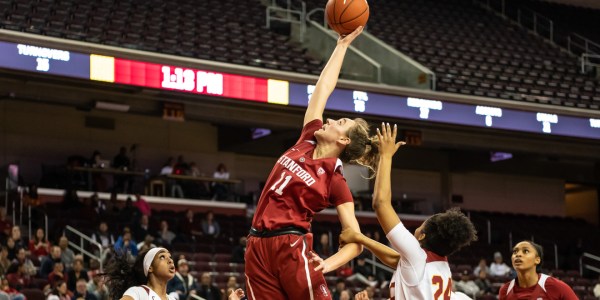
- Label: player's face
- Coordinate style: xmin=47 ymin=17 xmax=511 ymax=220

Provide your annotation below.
xmin=511 ymin=242 xmax=540 ymax=272
xmin=149 ymin=250 xmax=176 ymax=280
xmin=315 ymin=118 xmax=356 ymax=145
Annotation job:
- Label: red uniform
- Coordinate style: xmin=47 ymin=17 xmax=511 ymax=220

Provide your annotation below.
xmin=245 ymin=119 xmax=353 ymax=300
xmin=499 ymin=273 xmax=578 ymax=300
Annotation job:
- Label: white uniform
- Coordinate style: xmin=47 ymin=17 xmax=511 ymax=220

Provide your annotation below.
xmin=124 ymin=285 xmax=178 ymax=300
xmin=387 ymin=223 xmax=470 ymax=300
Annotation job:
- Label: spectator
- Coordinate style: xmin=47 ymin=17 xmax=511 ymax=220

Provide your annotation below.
xmin=339 ymin=289 xmax=352 ymax=300
xmin=47 ymin=280 xmax=71 ymax=300
xmin=28 ymin=228 xmax=50 ymax=259
xmin=0 ymin=246 xmax=11 ymax=275
xmin=0 ymin=277 xmax=25 ymax=300
xmin=136 ymin=235 xmax=157 ymax=253
xmin=313 ymin=233 xmax=333 ymax=259
xmin=200 ymin=212 xmax=220 ymax=238
xmin=331 ymin=278 xmax=346 ymax=300
xmin=87 ymin=260 xmax=100 ymax=280
xmin=133 ymin=215 xmax=150 ymax=243
xmin=231 ymin=237 xmax=246 ymax=264
xmin=119 ymin=197 xmax=140 ymax=223
xmin=0 ymin=208 xmax=12 ymax=241
xmin=474 ymin=270 xmax=493 ymax=295
xmin=48 ymin=261 xmax=66 ymax=288
xmin=6 ymin=263 xmax=30 ymax=290
xmin=90 ymin=194 xmax=106 ymax=217
xmin=489 ymin=251 xmax=512 ymax=277
xmin=197 ymin=272 xmax=221 ymax=300
xmin=91 ymin=222 xmax=115 ymax=250
xmin=173 ymin=156 xmax=189 ymax=175
xmin=12 ymin=248 xmax=36 ymax=277
xmin=593 ymin=276 xmax=600 ymax=298
xmin=133 ymin=195 xmax=151 ymax=217
xmin=160 ymin=158 xmax=175 ymax=175
xmin=167 ymin=259 xmax=199 ymax=300
xmin=352 ymin=256 xmax=378 ymax=287
xmin=225 ymin=276 xmax=239 ymax=291
xmin=114 ymin=229 xmax=138 ymax=258
xmin=473 ymin=258 xmax=489 ymax=277
xmin=67 ymin=259 xmax=88 ymax=292
xmin=211 ymin=164 xmax=230 ymax=200
xmin=59 ymin=237 xmax=75 ymax=270
xmin=89 ymin=151 xmax=107 ymax=192
xmin=187 ymin=163 xmax=209 ymax=198
xmin=73 ymin=278 xmax=97 ymax=300
xmin=112 ymin=146 xmax=131 ymax=193
xmin=454 ymin=270 xmax=480 ymax=298
xmin=86 ymin=275 xmax=108 ymax=300
xmin=9 ymin=227 xmax=24 ymax=251
xmin=40 ymin=246 xmax=62 ymax=278
xmin=156 ymin=221 xmax=176 ymax=246
xmin=178 ymin=210 xmax=201 ymax=243
xmin=5 ymin=238 xmax=16 ymax=261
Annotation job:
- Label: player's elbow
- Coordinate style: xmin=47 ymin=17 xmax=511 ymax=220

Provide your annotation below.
xmin=372 ymin=194 xmax=390 ymax=211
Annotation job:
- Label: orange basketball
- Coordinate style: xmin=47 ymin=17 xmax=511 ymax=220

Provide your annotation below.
xmin=325 ymin=0 xmax=369 ymax=36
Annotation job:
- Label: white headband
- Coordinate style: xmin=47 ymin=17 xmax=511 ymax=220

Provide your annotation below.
xmin=143 ymin=247 xmax=166 ymax=277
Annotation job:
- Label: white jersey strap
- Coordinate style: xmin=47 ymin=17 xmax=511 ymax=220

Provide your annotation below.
xmin=538 ymin=274 xmax=549 ymax=292
xmin=334 ymin=159 xmax=344 ymax=175
xmin=506 ymin=279 xmax=515 ymax=295
xmin=305 ymin=140 xmax=316 ymax=145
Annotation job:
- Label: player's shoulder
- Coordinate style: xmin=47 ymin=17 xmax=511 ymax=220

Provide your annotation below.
xmin=544 ymin=275 xmax=575 ymax=294
xmin=498 ymin=281 xmax=510 ymax=298
xmin=123 ymin=286 xmax=146 ymax=300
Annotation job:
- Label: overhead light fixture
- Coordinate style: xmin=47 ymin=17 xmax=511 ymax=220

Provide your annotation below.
xmin=95 ymin=101 xmax=130 ymax=112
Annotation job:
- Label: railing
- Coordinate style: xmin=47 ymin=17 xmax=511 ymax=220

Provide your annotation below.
xmin=580 ymin=54 xmax=600 ymax=75
xmin=306 ymin=7 xmax=326 ymax=29
xmin=581 ymin=252 xmax=600 ymax=275
xmin=569 ymin=34 xmax=600 ymax=56
xmin=65 ymin=225 xmax=105 ymax=272
xmin=267 ymin=0 xmax=307 ymax=42
xmin=474 ymin=0 xmax=554 ymax=43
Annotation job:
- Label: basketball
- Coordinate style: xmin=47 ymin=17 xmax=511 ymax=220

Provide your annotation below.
xmin=325 ymin=0 xmax=370 ymax=36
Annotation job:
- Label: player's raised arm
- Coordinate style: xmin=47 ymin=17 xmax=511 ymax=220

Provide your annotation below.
xmin=373 ymin=123 xmax=405 ymax=234
xmin=303 ymin=26 xmax=363 ymax=126
xmin=339 ymin=227 xmax=400 ymax=268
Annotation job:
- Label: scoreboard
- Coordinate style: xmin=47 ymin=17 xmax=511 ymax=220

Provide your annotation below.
xmin=1 ymin=40 xmax=599 ymax=140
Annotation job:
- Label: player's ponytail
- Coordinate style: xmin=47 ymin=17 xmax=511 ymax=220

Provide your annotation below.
xmin=102 ymin=249 xmax=149 ymax=300
xmin=340 ymin=118 xmax=380 ymax=178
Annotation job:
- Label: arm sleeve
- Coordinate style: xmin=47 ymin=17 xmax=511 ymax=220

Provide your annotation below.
xmin=296 ymin=119 xmax=322 ymax=145
xmin=123 ymin=287 xmax=142 ymax=300
xmin=329 ymin=174 xmax=353 ymax=207
xmin=385 ymin=223 xmax=427 ymax=286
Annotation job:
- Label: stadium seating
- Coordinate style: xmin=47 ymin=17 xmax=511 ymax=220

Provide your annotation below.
xmin=303 ymin=0 xmax=600 ymax=109
xmin=0 ymin=0 xmax=325 ymax=74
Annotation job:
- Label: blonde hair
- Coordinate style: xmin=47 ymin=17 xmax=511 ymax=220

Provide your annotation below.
xmin=339 ymin=118 xmax=380 ymax=178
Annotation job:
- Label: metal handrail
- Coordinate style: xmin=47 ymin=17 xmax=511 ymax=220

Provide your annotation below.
xmin=581 ymin=252 xmax=600 ymax=275
xmin=569 ymin=34 xmax=600 ymax=55
xmin=580 ymin=53 xmax=600 ymax=74
xmin=306 ymin=8 xmax=326 ymax=28
xmin=267 ymin=0 xmax=307 ymax=42
xmin=65 ymin=225 xmax=105 ymax=271
xmin=365 ymin=257 xmax=395 ymax=274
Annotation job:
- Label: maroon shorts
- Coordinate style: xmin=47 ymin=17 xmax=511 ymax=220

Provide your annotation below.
xmin=244 ymin=232 xmax=332 ymax=300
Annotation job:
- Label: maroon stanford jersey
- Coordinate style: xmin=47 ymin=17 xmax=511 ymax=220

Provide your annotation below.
xmin=251 ymin=119 xmax=353 ymax=231
xmin=499 ymin=274 xmax=578 ymax=300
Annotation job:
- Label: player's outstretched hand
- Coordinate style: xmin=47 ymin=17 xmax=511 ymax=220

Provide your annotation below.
xmin=339 ymin=227 xmax=361 ymax=247
xmin=228 ymin=288 xmax=245 ymax=300
xmin=376 ymin=122 xmax=405 ymax=159
xmin=337 ymin=26 xmax=363 ymax=47
xmin=309 ymin=251 xmax=330 ymax=273
xmin=355 ymin=290 xmax=370 ymax=300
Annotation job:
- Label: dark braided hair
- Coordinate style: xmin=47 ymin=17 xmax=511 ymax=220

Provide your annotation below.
xmin=421 ymin=207 xmax=478 ymax=257
xmin=102 ymin=249 xmax=149 ymax=300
